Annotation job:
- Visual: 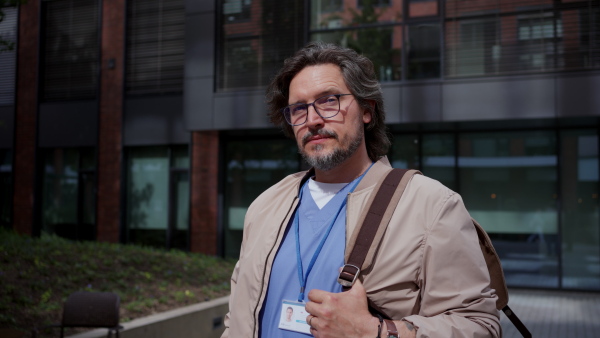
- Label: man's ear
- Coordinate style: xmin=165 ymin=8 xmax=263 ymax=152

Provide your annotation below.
xmin=363 ymin=101 xmax=375 ymax=124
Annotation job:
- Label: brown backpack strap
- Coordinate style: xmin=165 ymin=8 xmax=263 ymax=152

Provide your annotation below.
xmin=338 ymin=168 xmax=411 ymax=288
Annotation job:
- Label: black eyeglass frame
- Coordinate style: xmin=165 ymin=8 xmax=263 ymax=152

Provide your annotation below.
xmin=281 ymin=93 xmax=353 ymax=126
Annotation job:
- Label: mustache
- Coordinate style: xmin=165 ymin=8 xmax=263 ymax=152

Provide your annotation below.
xmin=301 ymin=129 xmax=338 ymax=147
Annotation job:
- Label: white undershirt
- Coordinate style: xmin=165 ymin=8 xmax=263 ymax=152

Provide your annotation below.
xmin=308 ymin=178 xmax=349 ymax=209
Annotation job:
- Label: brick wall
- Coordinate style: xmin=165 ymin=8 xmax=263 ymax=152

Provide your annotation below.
xmin=190 ymin=131 xmax=220 ymax=254
xmin=96 ymin=0 xmax=125 ymax=243
xmin=12 ymin=0 xmax=40 ymax=235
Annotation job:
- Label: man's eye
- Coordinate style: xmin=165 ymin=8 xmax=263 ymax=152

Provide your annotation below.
xmin=318 ymin=96 xmax=337 ymax=105
xmin=291 ymin=105 xmax=307 ymax=114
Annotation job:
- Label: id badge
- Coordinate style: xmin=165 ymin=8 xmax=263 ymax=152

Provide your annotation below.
xmin=278 ymin=300 xmax=311 ymax=334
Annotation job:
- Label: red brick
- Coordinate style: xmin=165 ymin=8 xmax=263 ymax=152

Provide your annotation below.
xmin=190 ymin=131 xmax=220 ymax=254
xmin=96 ymin=0 xmax=125 ymax=243
xmin=12 ymin=0 xmax=40 ymax=235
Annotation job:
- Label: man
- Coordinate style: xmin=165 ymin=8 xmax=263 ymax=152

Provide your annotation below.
xmin=222 ymin=42 xmax=500 ymax=338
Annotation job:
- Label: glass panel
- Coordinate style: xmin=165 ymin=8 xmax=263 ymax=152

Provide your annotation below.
xmin=126 ymin=146 xmax=169 ymax=248
xmin=516 ymin=14 xmax=562 ymax=71
xmin=171 ymin=145 xmax=189 ymax=169
xmin=310 ymin=0 xmax=401 ymax=30
xmin=42 ymin=149 xmax=79 ymax=237
xmin=223 ymin=138 xmax=299 ymax=258
xmin=0 ymin=149 xmax=12 ymax=227
xmin=459 ymin=131 xmax=559 ymax=288
xmin=42 ymin=0 xmax=99 ymax=101
xmin=170 ymin=171 xmax=189 ymax=250
xmin=446 ymin=18 xmax=500 ymax=77
xmin=218 ymin=0 xmax=304 ymax=91
xmin=0 ymin=6 xmax=17 ymax=105
xmin=313 ymin=25 xmax=403 ymax=82
xmin=407 ymin=23 xmax=440 ymax=79
xmin=422 ymin=133 xmax=456 ymax=191
xmin=408 ymin=0 xmax=438 ymax=18
xmin=560 ymin=130 xmax=600 ymax=290
xmin=80 ymin=147 xmax=96 ymax=170
xmin=391 ymin=134 xmax=419 ymax=169
xmin=126 ymin=0 xmax=184 ymax=95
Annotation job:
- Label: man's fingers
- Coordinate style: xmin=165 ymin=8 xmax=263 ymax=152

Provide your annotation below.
xmin=307 ymin=287 xmax=330 ymax=303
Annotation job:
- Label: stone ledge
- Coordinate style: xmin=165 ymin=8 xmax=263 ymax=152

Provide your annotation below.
xmin=67 ymin=295 xmax=229 ymax=338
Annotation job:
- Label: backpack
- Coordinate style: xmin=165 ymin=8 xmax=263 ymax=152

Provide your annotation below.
xmin=338 ymin=169 xmax=531 ymax=338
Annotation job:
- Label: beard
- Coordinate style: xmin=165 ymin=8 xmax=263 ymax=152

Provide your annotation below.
xmin=299 ymin=126 xmax=364 ymax=172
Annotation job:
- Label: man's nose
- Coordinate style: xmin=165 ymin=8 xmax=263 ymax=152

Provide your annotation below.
xmin=305 ymin=104 xmax=324 ymax=127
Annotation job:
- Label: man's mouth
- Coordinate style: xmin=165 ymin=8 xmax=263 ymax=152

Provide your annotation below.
xmin=302 ymin=130 xmax=337 ymax=147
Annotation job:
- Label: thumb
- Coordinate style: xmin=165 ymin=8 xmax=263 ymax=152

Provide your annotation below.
xmin=349 ymin=277 xmax=367 ymax=297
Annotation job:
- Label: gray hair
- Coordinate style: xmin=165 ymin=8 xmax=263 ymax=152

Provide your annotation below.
xmin=266 ymin=41 xmax=391 ymax=162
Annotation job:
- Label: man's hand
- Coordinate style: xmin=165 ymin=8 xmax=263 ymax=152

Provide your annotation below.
xmin=304 ymin=278 xmax=379 ymax=338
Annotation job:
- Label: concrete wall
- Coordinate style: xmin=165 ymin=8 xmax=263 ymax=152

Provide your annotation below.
xmin=185 ymin=69 xmax=600 ymax=130
xmin=67 ymin=296 xmax=229 ymax=338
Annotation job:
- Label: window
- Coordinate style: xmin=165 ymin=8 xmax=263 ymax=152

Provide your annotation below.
xmin=126 ymin=0 xmax=185 ymax=95
xmin=125 ymin=146 xmax=189 ymax=250
xmin=517 ymin=15 xmax=563 ymax=71
xmin=459 ymin=131 xmax=559 ymax=288
xmin=422 ymin=133 xmax=456 ymax=191
xmin=0 ymin=6 xmax=17 ymax=105
xmin=407 ymin=23 xmax=441 ymax=79
xmin=0 ymin=149 xmax=12 ymax=227
xmin=41 ymin=0 xmax=100 ymax=101
xmin=310 ymin=0 xmax=404 ymax=82
xmin=218 ymin=0 xmax=305 ymax=91
xmin=579 ymin=8 xmax=600 ymax=68
xmin=41 ymin=148 xmax=96 ymax=240
xmin=223 ymin=137 xmax=299 ymax=258
xmin=223 ymin=0 xmax=252 ymax=22
xmin=391 ymin=134 xmax=419 ymax=170
xmin=560 ymin=130 xmax=600 ymax=290
xmin=447 ymin=19 xmax=499 ymax=76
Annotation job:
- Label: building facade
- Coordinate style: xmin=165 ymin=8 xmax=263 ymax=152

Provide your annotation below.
xmin=1 ymin=0 xmax=599 ymax=291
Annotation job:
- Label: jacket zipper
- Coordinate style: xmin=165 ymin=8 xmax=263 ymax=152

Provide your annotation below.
xmin=251 ymin=196 xmax=299 ymax=337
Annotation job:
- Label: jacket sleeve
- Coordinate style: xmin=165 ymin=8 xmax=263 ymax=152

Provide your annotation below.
xmin=402 ymin=192 xmax=501 ymax=338
xmin=221 ymin=259 xmax=240 ymax=338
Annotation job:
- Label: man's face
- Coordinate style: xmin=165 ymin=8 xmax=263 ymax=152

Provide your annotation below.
xmin=286 ymin=308 xmax=293 ymax=320
xmin=288 ymin=64 xmax=372 ymax=171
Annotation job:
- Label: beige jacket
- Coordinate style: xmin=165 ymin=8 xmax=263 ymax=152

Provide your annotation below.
xmin=222 ymin=158 xmax=501 ymax=337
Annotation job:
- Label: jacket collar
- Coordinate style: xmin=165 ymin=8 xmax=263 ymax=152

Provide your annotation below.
xmin=296 ymin=156 xmax=392 ymax=194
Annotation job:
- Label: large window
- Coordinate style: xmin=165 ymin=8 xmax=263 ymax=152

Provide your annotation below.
xmin=560 ymin=130 xmax=600 ymax=290
xmin=445 ymin=1 xmax=599 ymax=77
xmin=41 ymin=0 xmax=100 ymax=101
xmin=125 ymin=146 xmax=189 ymax=250
xmin=458 ymin=131 xmax=559 ymax=288
xmin=223 ymin=137 xmax=300 ymax=258
xmin=126 ymin=0 xmax=184 ymax=95
xmin=0 ymin=6 xmax=17 ymax=106
xmin=41 ymin=148 xmax=96 ymax=240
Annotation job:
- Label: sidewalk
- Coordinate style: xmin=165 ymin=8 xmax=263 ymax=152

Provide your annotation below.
xmin=500 ymin=288 xmax=600 ymax=338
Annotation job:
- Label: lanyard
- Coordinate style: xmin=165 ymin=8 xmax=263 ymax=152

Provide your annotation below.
xmin=294 ymin=163 xmax=374 ymax=302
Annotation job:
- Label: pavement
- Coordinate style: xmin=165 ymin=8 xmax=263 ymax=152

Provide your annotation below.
xmin=500 ymin=288 xmax=600 ymax=337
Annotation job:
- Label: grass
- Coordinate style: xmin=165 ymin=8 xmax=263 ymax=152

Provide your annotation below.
xmin=0 ymin=228 xmax=236 ymax=336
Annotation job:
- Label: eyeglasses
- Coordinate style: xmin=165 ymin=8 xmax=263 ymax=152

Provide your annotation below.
xmin=282 ymin=94 xmax=352 ymax=126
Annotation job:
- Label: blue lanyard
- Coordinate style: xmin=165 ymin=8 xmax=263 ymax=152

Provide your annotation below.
xmin=294 ymin=163 xmax=374 ymax=302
